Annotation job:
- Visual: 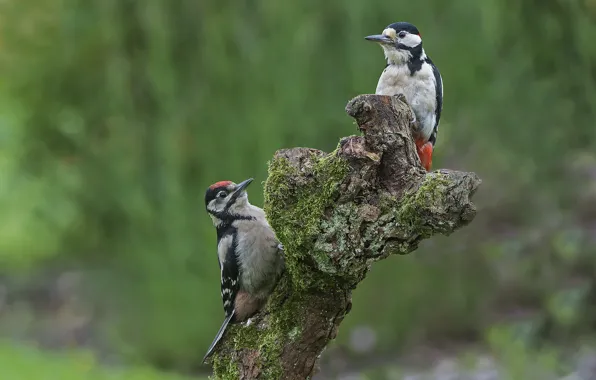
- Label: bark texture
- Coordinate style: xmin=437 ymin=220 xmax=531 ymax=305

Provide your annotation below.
xmin=209 ymin=94 xmax=481 ymax=380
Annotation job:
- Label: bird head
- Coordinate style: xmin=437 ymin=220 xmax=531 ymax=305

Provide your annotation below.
xmin=365 ymin=22 xmax=423 ymax=64
xmin=205 ymin=178 xmax=253 ymax=223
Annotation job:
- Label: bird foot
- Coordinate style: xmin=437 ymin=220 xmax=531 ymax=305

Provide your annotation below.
xmin=245 ymin=318 xmax=254 ymax=327
xmin=415 ymin=139 xmax=433 ymax=172
xmin=410 ymin=113 xmax=417 ymax=126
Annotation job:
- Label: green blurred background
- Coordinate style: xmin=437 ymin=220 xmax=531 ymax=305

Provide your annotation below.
xmin=0 ymin=0 xmax=596 ymax=379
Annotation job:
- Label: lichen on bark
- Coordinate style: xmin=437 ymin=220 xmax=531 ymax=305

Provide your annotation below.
xmin=208 ymin=94 xmax=481 ymax=380
xmin=263 ymin=147 xmax=350 ymax=290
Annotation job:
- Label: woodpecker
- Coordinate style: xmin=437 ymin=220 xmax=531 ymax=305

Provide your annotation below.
xmin=202 ymin=178 xmax=284 ymax=363
xmin=365 ymin=22 xmax=443 ymax=172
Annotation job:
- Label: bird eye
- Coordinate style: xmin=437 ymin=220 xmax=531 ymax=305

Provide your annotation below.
xmin=218 ymin=191 xmax=227 ymax=198
xmin=398 ymin=31 xmax=407 ymax=38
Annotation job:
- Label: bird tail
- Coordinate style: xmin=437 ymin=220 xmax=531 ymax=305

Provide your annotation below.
xmin=202 ymin=310 xmax=235 ymax=364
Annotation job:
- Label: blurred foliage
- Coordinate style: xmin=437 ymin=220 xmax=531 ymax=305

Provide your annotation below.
xmin=0 ymin=0 xmax=595 ymax=377
xmin=0 ymin=340 xmax=199 ymax=380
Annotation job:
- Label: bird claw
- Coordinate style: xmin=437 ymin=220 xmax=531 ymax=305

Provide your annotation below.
xmin=245 ymin=318 xmax=254 ymax=327
xmin=393 ymin=93 xmax=408 ymax=104
xmin=410 ymin=113 xmax=417 ymax=126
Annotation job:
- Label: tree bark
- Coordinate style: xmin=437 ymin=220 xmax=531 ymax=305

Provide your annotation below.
xmin=209 ymin=94 xmax=481 ymax=380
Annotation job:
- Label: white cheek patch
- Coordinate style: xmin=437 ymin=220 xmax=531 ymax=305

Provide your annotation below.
xmin=208 ymin=199 xmax=224 ymax=214
xmin=382 ymin=28 xmax=396 ymax=39
xmin=400 ymin=33 xmax=422 ymax=48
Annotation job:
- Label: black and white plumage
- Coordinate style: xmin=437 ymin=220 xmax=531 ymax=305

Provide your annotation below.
xmin=202 ymin=178 xmax=284 ymax=363
xmin=365 ymin=22 xmax=443 ymax=171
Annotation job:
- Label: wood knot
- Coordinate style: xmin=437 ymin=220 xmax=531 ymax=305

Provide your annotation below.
xmin=363 ymin=102 xmax=372 ymax=113
xmin=339 ymin=136 xmax=379 ymax=164
xmin=359 ymin=204 xmax=380 ymax=222
xmin=345 ymin=95 xmax=374 ymax=118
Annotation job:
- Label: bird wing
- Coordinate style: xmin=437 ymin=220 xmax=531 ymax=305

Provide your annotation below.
xmin=424 ymin=57 xmax=443 ymax=145
xmin=219 ymin=235 xmax=240 ymax=318
xmin=428 ymin=59 xmax=443 ymax=129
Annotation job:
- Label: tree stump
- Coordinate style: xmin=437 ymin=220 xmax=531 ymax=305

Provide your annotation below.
xmin=208 ymin=94 xmax=481 ymax=380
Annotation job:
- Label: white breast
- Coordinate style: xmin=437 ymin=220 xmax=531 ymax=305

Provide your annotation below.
xmin=234 ymin=207 xmax=283 ymax=298
xmin=375 ymin=62 xmax=437 ymax=141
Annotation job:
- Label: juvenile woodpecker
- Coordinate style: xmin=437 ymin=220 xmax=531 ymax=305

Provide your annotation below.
xmin=365 ymin=22 xmax=443 ymax=172
xmin=202 ymin=178 xmax=284 ymax=363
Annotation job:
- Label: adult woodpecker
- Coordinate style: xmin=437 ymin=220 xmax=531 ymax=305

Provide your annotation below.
xmin=202 ymin=178 xmax=284 ymax=363
xmin=365 ymin=22 xmax=443 ymax=172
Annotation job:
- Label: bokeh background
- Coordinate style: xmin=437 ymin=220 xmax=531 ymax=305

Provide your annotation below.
xmin=1 ymin=0 xmax=596 ymax=379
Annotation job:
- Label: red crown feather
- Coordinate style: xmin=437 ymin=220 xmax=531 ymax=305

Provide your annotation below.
xmin=209 ymin=180 xmax=233 ymax=190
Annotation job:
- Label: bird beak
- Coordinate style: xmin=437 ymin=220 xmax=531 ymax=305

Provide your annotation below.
xmin=234 ymin=178 xmax=254 ymax=194
xmin=365 ymin=34 xmax=393 ymax=44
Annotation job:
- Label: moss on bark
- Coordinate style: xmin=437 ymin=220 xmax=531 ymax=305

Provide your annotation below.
xmin=263 ymin=148 xmax=349 ymax=290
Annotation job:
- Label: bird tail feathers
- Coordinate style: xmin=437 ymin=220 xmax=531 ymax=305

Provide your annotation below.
xmin=202 ymin=310 xmax=235 ymax=364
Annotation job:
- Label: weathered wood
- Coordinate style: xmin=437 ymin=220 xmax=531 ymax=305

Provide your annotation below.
xmin=208 ymin=94 xmax=481 ymax=380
